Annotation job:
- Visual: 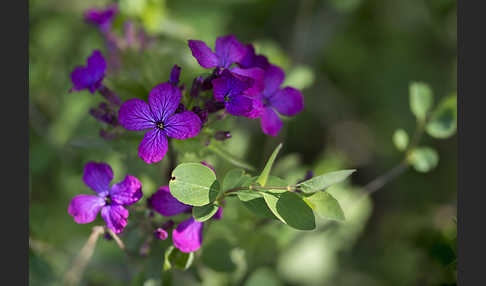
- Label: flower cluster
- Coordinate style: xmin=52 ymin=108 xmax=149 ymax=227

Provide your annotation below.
xmin=188 ymin=35 xmax=304 ymax=136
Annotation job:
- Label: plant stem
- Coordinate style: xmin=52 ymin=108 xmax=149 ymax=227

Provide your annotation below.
xmin=62 ymin=226 xmax=105 ymax=286
xmin=167 ymin=138 xmax=176 ymax=178
xmin=363 ymin=161 xmax=409 ymax=196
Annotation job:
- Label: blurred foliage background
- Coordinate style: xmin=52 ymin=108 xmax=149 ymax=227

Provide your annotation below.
xmin=29 ymin=0 xmax=457 ymax=285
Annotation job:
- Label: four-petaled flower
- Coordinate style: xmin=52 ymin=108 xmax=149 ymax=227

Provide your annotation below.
xmin=70 ymin=50 xmax=106 ymax=94
xmin=259 ymin=65 xmax=304 ymax=136
xmin=68 ymin=162 xmax=143 ymax=234
xmin=118 ymin=83 xmax=202 ymax=164
xmin=188 ymin=35 xmax=246 ymax=69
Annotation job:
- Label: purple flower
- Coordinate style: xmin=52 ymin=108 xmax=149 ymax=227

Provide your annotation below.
xmin=68 ymin=162 xmax=143 ymax=234
xmin=89 ymin=102 xmax=118 ymax=126
xmin=259 ymin=65 xmax=304 ymax=136
xmin=239 ymin=44 xmax=270 ymax=70
xmin=188 ymin=35 xmax=246 ymax=69
xmin=70 ymin=50 xmax=106 ymax=94
xmin=154 ymin=228 xmax=169 ymax=240
xmin=173 ymin=217 xmax=204 ymax=253
xmin=148 ymin=186 xmax=192 ymax=216
xmin=118 ymin=83 xmax=202 ymax=164
xmin=84 ymin=4 xmax=118 ymax=33
xmin=211 ymin=69 xmax=264 ymax=118
xmin=169 ymin=65 xmax=181 ymax=86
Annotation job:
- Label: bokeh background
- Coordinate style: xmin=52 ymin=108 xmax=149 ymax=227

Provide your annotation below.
xmin=29 ymin=0 xmax=457 ymax=285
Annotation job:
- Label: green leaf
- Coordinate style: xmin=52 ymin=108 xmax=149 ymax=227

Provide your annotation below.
xmin=393 ymin=129 xmax=409 ymax=151
xmin=169 ymin=163 xmax=220 ymax=206
xmin=257 ymin=143 xmax=283 ymax=187
xmin=304 ymin=192 xmax=345 ymax=221
xmin=193 ymin=203 xmax=219 ymax=222
xmin=409 ymin=82 xmax=434 ymax=121
xmin=408 ymin=147 xmax=439 ymax=173
xmin=207 ymin=142 xmax=255 ymax=171
xmin=223 ymin=169 xmax=250 ymax=191
xmin=163 ymin=246 xmax=194 ymax=271
xmin=201 ymin=238 xmax=237 ymax=272
xmin=262 ymin=192 xmax=316 ymax=230
xmin=426 ymin=95 xmax=457 ymax=139
xmin=297 ymin=170 xmax=356 ymax=193
xmin=237 ymin=188 xmax=278 ymax=220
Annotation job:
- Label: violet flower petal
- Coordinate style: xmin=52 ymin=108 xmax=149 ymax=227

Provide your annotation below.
xmin=118 ymin=98 xmax=156 ymax=130
xmin=213 ymin=206 xmax=223 ymax=220
xmin=263 ymin=64 xmax=285 ymax=97
xmin=164 ymin=111 xmax=202 ymax=139
xmin=101 ymin=204 xmax=129 ymax=234
xmin=83 ymin=162 xmax=113 ymax=196
xmin=269 ymin=87 xmax=304 ymax=116
xmin=214 ymin=35 xmax=246 ymax=68
xmin=138 ymin=129 xmax=168 ymax=164
xmin=260 ymin=107 xmax=282 ymax=136
xmin=172 ymin=217 xmax=204 ymax=253
xmin=239 ymin=44 xmax=269 ymax=70
xmin=230 ymin=67 xmax=265 ymax=97
xmin=188 ymin=40 xmax=219 ymax=68
xmin=68 ymin=195 xmax=106 ymax=224
xmin=70 ymin=50 xmax=106 ymax=94
xmin=110 ymin=175 xmax=143 ymax=206
xmin=149 ymin=186 xmax=192 ymax=216
xmin=148 ymin=83 xmax=182 ymax=122
xmin=225 ymin=94 xmax=254 ymax=117
xmin=169 ymin=65 xmax=181 ymax=85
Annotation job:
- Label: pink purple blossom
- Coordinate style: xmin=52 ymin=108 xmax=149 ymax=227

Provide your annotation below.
xmin=188 ymin=35 xmax=246 ymax=69
xmin=68 ymin=162 xmax=143 ymax=234
xmin=258 ymin=65 xmax=304 ymax=136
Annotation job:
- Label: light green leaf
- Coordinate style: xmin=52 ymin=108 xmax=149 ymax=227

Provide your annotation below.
xmin=297 ymin=170 xmax=356 ymax=193
xmin=262 ymin=192 xmax=316 ymax=230
xmin=409 ymin=82 xmax=434 ymax=121
xmin=261 ymin=176 xmax=289 ymax=194
xmin=393 ymin=129 xmax=409 ymax=151
xmin=169 ymin=163 xmax=219 ymax=206
xmin=426 ymin=95 xmax=457 ymax=139
xmin=163 ymin=246 xmax=194 ymax=271
xmin=193 ymin=203 xmax=219 ymax=222
xmin=408 ymin=147 xmax=439 ymax=173
xmin=237 ymin=189 xmax=278 ymax=220
xmin=304 ymin=192 xmax=345 ymax=221
xmin=201 ymin=238 xmax=237 ymax=272
xmin=207 ymin=142 xmax=255 ymax=171
xmin=257 ymin=143 xmax=283 ymax=187
xmin=223 ymin=169 xmax=250 ymax=191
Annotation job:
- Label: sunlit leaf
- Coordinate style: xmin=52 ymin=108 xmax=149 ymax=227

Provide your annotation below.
xmin=409 ymin=82 xmax=434 ymax=121
xmin=426 ymin=95 xmax=457 ymax=139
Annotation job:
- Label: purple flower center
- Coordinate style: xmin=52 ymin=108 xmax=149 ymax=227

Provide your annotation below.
xmin=156 ymin=121 xmax=164 ymax=130
xmin=105 ymin=195 xmax=113 ymax=205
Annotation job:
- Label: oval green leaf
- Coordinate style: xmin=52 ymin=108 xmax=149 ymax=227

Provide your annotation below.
xmin=169 ymin=163 xmax=220 ymax=206
xmin=409 ymin=81 xmax=434 ymax=121
xmin=408 ymin=147 xmax=439 ymax=173
xmin=297 ymin=169 xmax=356 ymax=193
xmin=304 ymin=191 xmax=345 ymax=221
xmin=262 ymin=192 xmax=316 ymax=230
xmin=393 ymin=129 xmax=409 ymax=151
xmin=426 ymin=95 xmax=457 ymax=139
